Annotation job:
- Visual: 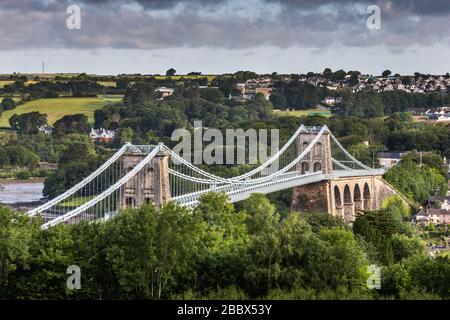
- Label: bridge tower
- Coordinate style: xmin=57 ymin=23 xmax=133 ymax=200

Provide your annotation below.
xmin=297 ymin=127 xmax=333 ymax=175
xmin=117 ymin=148 xmax=171 ymax=209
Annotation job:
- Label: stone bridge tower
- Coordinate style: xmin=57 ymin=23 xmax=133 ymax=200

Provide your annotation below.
xmin=117 ymin=148 xmax=171 ymax=210
xmin=291 ymin=127 xmax=399 ymax=222
xmin=296 ymin=128 xmax=333 ymax=175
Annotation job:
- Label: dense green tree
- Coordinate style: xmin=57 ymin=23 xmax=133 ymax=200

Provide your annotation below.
xmin=199 ymin=87 xmax=225 ymax=104
xmin=193 ymin=193 xmax=250 ymax=292
xmin=382 ymin=70 xmax=392 ymax=77
xmin=380 ymin=263 xmax=411 ymax=298
xmin=2 ymin=145 xmax=40 ymax=167
xmin=9 ymin=112 xmax=48 ymax=134
xmin=384 ymin=160 xmax=447 ymax=203
xmin=166 ymin=68 xmax=176 ymax=77
xmin=269 ymin=90 xmax=287 ymax=109
xmin=390 ymin=234 xmax=425 ymax=263
xmin=0 ymin=209 xmax=39 ymax=298
xmin=405 ymin=255 xmax=450 ymax=298
xmin=1 ymin=97 xmax=16 ymax=111
xmin=303 ymin=228 xmax=369 ymax=291
xmin=53 ymin=114 xmax=90 ymax=136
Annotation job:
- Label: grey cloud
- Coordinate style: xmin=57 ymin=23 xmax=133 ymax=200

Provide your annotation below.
xmin=0 ymin=0 xmax=448 ymax=51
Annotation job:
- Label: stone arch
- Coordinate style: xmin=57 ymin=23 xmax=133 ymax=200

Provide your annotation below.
xmin=301 ymin=162 xmax=309 ymax=174
xmin=363 ymin=182 xmax=372 ymax=210
xmin=334 ymin=185 xmax=343 ymax=217
xmin=314 ymin=141 xmax=322 ymax=157
xmin=302 ymin=141 xmax=309 ymax=152
xmin=343 ymin=184 xmax=354 ymax=220
xmin=344 ymin=185 xmax=352 ymax=203
xmin=354 ymin=184 xmax=363 ymax=212
xmin=313 ymin=162 xmax=322 ymax=172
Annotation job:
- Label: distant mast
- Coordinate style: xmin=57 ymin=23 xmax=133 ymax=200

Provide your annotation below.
xmin=42 ymin=60 xmax=45 ymax=74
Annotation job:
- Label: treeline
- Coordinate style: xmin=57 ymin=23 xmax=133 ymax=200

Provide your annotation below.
xmin=0 ymin=193 xmax=447 ymax=300
xmin=95 ymin=82 xmax=272 ymax=141
xmin=384 ymin=158 xmax=448 ymax=203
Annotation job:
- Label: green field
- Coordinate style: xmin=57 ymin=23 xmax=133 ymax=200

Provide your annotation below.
xmin=0 ymin=80 xmax=38 ymax=88
xmin=0 ymin=97 xmax=118 ymax=127
xmin=274 ymin=109 xmax=332 ymax=118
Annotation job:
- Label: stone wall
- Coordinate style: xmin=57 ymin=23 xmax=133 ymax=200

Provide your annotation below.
xmin=291 ymin=175 xmax=401 ymax=221
xmin=291 ymin=180 xmax=330 ymax=213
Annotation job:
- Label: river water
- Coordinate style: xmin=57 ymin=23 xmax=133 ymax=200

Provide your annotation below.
xmin=0 ymin=181 xmax=44 ymax=204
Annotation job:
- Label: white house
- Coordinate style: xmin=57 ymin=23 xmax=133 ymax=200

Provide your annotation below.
xmin=155 ymin=87 xmax=175 ymax=100
xmin=90 ymin=128 xmax=116 ymax=143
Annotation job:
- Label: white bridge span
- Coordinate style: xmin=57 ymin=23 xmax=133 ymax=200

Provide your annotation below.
xmin=27 ymin=125 xmax=384 ymax=229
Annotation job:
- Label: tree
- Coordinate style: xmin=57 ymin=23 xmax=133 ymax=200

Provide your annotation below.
xmin=382 ymin=70 xmax=392 ymax=77
xmin=322 ymin=68 xmax=332 ymax=79
xmin=0 ymin=208 xmax=39 ymax=298
xmin=405 ymin=255 xmax=450 ymax=298
xmin=1 ymin=97 xmax=16 ymax=111
xmin=53 ymin=114 xmax=90 ymax=136
xmin=284 ymin=81 xmax=320 ymax=110
xmin=3 ymin=145 xmax=40 ymax=167
xmin=241 ymin=194 xmax=279 ymax=235
xmin=103 ymin=203 xmax=200 ymax=299
xmin=0 ymin=148 xmax=9 ymax=167
xmin=353 ymin=210 xmax=400 ymax=264
xmin=9 ymin=112 xmax=47 ymax=134
xmin=193 ymin=193 xmax=250 ymax=292
xmin=384 ymin=160 xmax=447 ymax=204
xmin=269 ymin=91 xmax=287 ymax=109
xmin=304 ymin=228 xmax=369 ymax=291
xmin=390 ymin=234 xmax=425 ymax=263
xmin=166 ymin=68 xmax=176 ymax=77
xmin=199 ymin=88 xmax=225 ymax=104
xmin=116 ymin=127 xmax=134 ymax=145
xmin=380 ymin=263 xmax=411 ymax=298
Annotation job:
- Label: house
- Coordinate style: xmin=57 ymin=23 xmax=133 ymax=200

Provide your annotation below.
xmin=322 ymin=97 xmax=336 ymax=105
xmin=90 ymin=128 xmax=116 ymax=143
xmin=428 ymin=196 xmax=450 ymax=210
xmin=378 ymin=151 xmax=410 ymax=168
xmin=155 ymin=87 xmax=175 ymax=100
xmin=38 ymin=125 xmax=53 ymax=135
xmin=428 ymin=209 xmax=450 ymax=225
xmin=255 ymin=87 xmax=272 ymax=100
xmin=413 ymin=208 xmax=432 ymax=227
xmin=426 ymin=106 xmax=450 ymax=122
xmin=233 ymin=78 xmax=274 ymax=100
xmin=321 ymin=97 xmax=341 ymax=106
xmin=413 ymin=208 xmax=450 ymax=226
xmin=39 ymin=162 xmax=58 ymax=171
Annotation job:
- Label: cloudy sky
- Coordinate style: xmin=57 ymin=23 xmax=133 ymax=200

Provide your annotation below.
xmin=0 ymin=0 xmax=449 ymax=75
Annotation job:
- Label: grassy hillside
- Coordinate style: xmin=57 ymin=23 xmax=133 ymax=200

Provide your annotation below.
xmin=0 ymin=80 xmax=38 ymax=88
xmin=0 ymin=97 xmax=118 ymax=127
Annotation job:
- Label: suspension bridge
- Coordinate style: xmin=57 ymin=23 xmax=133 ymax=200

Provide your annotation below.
xmin=28 ymin=125 xmax=397 ymax=229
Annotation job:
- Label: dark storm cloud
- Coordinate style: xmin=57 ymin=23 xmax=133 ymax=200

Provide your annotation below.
xmin=0 ymin=0 xmax=448 ymax=51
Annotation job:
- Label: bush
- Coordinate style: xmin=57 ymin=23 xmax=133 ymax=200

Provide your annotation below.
xmin=16 ymin=171 xmax=31 ymax=180
xmin=36 ymin=169 xmax=50 ymax=177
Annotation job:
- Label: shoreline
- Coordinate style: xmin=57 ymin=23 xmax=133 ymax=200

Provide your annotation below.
xmin=0 ymin=178 xmax=46 ymax=184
